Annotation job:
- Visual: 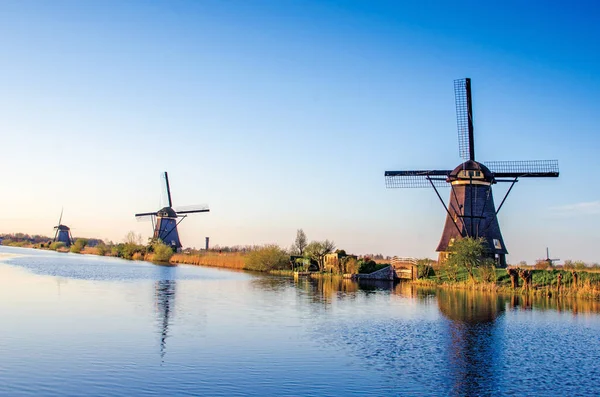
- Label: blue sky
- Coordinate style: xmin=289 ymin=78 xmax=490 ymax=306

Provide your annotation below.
xmin=1 ymin=0 xmax=599 ymax=263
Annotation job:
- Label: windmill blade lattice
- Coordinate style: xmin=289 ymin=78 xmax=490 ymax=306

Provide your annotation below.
xmin=485 ymin=160 xmax=559 ymax=178
xmin=161 ymin=172 xmax=173 ymax=208
xmin=385 ymin=170 xmax=451 ymax=188
xmin=174 ymin=204 xmax=210 ymax=214
xmin=454 ymin=78 xmax=474 ymax=161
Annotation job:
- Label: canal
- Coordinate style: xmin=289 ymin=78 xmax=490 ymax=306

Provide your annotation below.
xmin=1 ymin=246 xmax=599 ymax=396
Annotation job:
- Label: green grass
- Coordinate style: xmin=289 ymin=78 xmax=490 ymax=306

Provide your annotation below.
xmin=415 ymin=267 xmax=600 ymax=299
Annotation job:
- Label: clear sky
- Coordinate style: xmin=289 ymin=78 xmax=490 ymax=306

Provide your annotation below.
xmin=1 ymin=0 xmax=599 ymax=264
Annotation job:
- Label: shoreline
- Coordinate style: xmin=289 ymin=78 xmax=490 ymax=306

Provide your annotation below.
xmin=409 ymin=278 xmax=600 ymax=300
xmin=3 ymin=244 xmax=600 ymax=301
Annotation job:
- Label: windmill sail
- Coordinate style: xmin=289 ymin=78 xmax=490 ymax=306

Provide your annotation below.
xmin=385 ymin=170 xmax=451 ymax=188
xmin=486 ymin=160 xmax=559 ymax=178
xmin=454 ymin=78 xmax=474 ymax=161
xmin=161 ymin=172 xmax=173 ymax=208
xmin=174 ymin=204 xmax=210 ymax=214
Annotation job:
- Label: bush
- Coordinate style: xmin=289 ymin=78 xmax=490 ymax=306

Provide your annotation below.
xmin=152 ymin=242 xmax=174 ymax=262
xmin=417 ymin=258 xmax=434 ymax=279
xmin=344 ymin=257 xmax=359 ymax=274
xmin=444 ymin=262 xmax=460 ymax=282
xmin=121 ymin=243 xmax=146 ymax=260
xmin=535 ymin=260 xmax=551 ymax=270
xmin=245 ymin=245 xmax=289 ymax=271
xmin=479 ymin=259 xmax=497 ymax=283
xmin=358 ymin=260 xmax=388 ymax=274
xmin=95 ymin=243 xmax=109 ymax=256
xmin=49 ymin=241 xmax=66 ymax=251
xmin=70 ymin=238 xmax=88 ymax=254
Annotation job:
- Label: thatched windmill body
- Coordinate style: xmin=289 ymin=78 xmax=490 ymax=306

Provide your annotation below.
xmin=135 ymin=172 xmax=209 ymax=249
xmin=385 ymin=78 xmax=559 ymax=266
xmin=53 ymin=209 xmax=73 ymax=247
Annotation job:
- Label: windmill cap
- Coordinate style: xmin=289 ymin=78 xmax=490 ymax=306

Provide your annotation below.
xmin=448 ymin=160 xmax=495 ymax=182
xmin=55 ymin=225 xmax=70 ymax=231
xmin=157 ymin=207 xmax=178 ymax=218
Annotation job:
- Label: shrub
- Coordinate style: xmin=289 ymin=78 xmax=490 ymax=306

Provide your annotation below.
xmin=70 ymin=238 xmax=88 ymax=254
xmin=446 ymin=237 xmax=487 ymax=281
xmin=444 ymin=262 xmax=460 ymax=282
xmin=49 ymin=241 xmax=66 ymax=250
xmin=358 ymin=259 xmax=388 ymax=274
xmin=95 ymin=243 xmax=109 ymax=256
xmin=152 ymin=242 xmax=174 ymax=262
xmin=417 ymin=258 xmax=434 ymax=279
xmin=535 ymin=260 xmax=551 ymax=270
xmin=479 ymin=259 xmax=497 ymax=283
xmin=345 ymin=257 xmax=359 ymax=274
xmin=245 ymin=245 xmax=289 ymax=271
xmin=121 ymin=243 xmax=146 ymax=260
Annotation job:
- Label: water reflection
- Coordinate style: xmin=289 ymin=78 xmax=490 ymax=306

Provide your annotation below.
xmin=293 ymin=276 xmax=359 ymax=305
xmin=436 ymin=290 xmax=505 ymax=396
xmin=154 ymin=267 xmax=177 ymax=360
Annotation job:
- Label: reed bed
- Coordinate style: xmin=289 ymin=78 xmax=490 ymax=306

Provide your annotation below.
xmin=171 ymin=253 xmax=247 ymax=270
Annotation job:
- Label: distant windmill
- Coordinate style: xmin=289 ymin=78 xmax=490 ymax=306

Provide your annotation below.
xmin=385 ymin=78 xmax=559 ymax=267
xmin=540 ymin=247 xmax=560 ymax=267
xmin=53 ymin=208 xmax=73 ymax=247
xmin=135 ymin=172 xmax=209 ymax=249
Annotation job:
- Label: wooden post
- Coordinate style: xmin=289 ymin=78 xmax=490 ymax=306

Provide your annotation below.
xmin=507 ymin=268 xmax=519 ymax=289
xmin=518 ymin=269 xmax=532 ymax=291
xmin=557 ymin=272 xmax=563 ymax=294
xmin=572 ymin=271 xmax=578 ymax=290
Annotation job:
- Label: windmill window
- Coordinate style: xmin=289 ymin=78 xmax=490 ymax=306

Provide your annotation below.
xmin=449 ymin=238 xmax=455 ymax=247
xmin=493 ymin=239 xmax=502 ymax=249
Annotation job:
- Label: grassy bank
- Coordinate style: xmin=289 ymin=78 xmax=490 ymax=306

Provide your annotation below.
xmin=414 ymin=267 xmax=600 ymax=300
xmin=171 ymin=252 xmax=246 ymax=270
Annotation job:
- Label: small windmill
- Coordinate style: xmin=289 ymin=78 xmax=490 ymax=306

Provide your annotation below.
xmin=540 ymin=247 xmax=560 ymax=267
xmin=135 ymin=172 xmax=209 ymax=249
xmin=385 ymin=78 xmax=559 ymax=266
xmin=53 ymin=208 xmax=73 ymax=247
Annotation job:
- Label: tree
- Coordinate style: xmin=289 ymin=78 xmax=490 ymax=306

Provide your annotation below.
xmin=446 ymin=237 xmax=487 ymax=281
xmin=304 ymin=240 xmax=335 ymax=272
xmin=124 ymin=231 xmax=142 ymax=245
xmin=293 ymin=229 xmax=308 ymax=255
xmin=416 ymin=258 xmax=434 ymax=279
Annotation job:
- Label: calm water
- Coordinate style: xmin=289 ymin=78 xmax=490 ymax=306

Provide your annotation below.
xmin=1 ymin=246 xmax=599 ymax=396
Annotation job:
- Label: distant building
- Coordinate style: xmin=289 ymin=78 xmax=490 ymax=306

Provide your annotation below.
xmin=324 ymin=252 xmax=357 ymax=273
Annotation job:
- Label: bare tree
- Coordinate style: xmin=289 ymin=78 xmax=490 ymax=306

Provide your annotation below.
xmin=305 ymin=239 xmax=336 ymax=272
xmin=124 ymin=231 xmax=142 ymax=245
xmin=292 ymin=229 xmax=308 ymax=255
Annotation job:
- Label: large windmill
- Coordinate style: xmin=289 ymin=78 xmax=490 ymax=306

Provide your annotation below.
xmin=135 ymin=172 xmax=209 ymax=249
xmin=53 ymin=208 xmax=73 ymax=247
xmin=385 ymin=78 xmax=559 ymax=266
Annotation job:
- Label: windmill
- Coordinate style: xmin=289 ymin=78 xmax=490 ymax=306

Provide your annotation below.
xmin=385 ymin=78 xmax=559 ymax=267
xmin=539 ymin=247 xmax=560 ymax=267
xmin=135 ymin=172 xmax=209 ymax=249
xmin=53 ymin=208 xmax=73 ymax=247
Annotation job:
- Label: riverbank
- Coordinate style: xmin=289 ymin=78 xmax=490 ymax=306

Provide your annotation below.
xmin=412 ymin=268 xmax=600 ymax=300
